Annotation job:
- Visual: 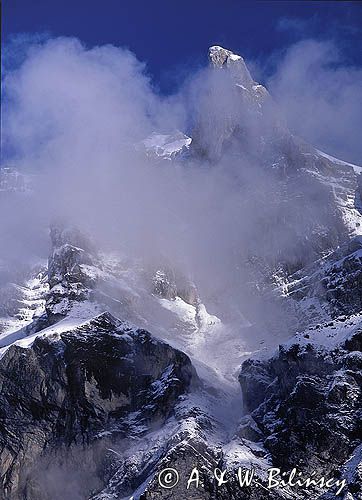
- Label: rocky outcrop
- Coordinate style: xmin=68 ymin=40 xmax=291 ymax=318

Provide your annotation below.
xmin=152 ymin=268 xmax=199 ymax=306
xmin=191 ymin=46 xmax=285 ymax=163
xmin=0 ymin=312 xmax=196 ymax=499
xmin=188 ymin=47 xmax=356 ymax=282
xmin=46 ymin=224 xmax=100 ymax=321
xmin=92 ymin=394 xmax=289 ymax=500
xmin=239 ymin=326 xmax=362 ymax=497
xmin=208 ymin=45 xmax=255 ymax=88
xmin=287 ymin=235 xmax=362 ymax=323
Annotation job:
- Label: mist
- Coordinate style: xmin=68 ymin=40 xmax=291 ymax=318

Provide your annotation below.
xmin=0 ymin=35 xmax=355 ymax=331
xmin=267 ymin=39 xmax=362 ymax=165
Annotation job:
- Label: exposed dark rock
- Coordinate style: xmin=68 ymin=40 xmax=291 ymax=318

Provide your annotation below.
xmin=152 ymin=269 xmax=177 ymax=301
xmin=287 ymin=235 xmax=362 ymax=323
xmin=239 ymin=329 xmax=362 ymax=497
xmin=0 ymin=312 xmax=196 ymax=499
xmin=46 ymin=224 xmax=100 ymax=321
xmin=238 ymin=359 xmax=274 ymax=413
xmin=151 ymin=268 xmax=199 ymax=306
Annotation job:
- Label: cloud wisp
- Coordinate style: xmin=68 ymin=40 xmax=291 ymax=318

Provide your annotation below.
xmin=1 ymin=35 xmax=359 ymax=332
xmin=267 ymin=39 xmax=362 ymax=164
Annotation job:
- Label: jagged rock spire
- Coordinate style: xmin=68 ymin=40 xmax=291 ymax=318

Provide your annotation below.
xmin=208 ymin=45 xmax=254 ymax=88
xmin=190 ymin=45 xmax=275 ymax=161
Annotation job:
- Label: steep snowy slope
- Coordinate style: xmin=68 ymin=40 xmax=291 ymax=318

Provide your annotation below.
xmin=0 ymin=265 xmax=48 ymax=338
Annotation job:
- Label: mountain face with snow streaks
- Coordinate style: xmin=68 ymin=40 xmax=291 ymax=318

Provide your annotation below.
xmin=0 ymin=45 xmax=361 ymax=499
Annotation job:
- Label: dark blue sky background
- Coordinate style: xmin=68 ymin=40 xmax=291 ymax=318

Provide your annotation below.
xmin=3 ymin=1 xmax=362 ymax=93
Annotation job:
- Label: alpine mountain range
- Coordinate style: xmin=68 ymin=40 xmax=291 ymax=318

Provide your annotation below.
xmin=0 ymin=45 xmax=361 ymax=499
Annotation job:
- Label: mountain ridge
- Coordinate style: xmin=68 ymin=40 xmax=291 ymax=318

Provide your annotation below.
xmin=0 ymin=45 xmax=361 ymax=499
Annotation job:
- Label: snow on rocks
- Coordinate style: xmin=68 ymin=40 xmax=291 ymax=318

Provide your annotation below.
xmin=140 ymin=131 xmax=192 ymax=160
xmin=0 ymin=266 xmax=48 ymax=343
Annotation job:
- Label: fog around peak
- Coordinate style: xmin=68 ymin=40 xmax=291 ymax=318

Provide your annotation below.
xmin=0 ymin=35 xmax=359 ymax=323
xmin=267 ymin=38 xmax=362 ymax=165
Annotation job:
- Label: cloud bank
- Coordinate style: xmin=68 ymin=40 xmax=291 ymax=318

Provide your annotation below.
xmin=267 ymin=39 xmax=362 ymax=164
xmin=0 ymin=35 xmax=360 ymax=329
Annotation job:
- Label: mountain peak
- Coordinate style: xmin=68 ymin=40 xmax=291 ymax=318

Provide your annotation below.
xmin=208 ymin=45 xmax=254 ymax=88
xmin=208 ymin=46 xmax=241 ymax=67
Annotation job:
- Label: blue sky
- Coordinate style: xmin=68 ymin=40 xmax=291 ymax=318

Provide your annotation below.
xmin=3 ymin=1 xmax=362 ymax=93
xmin=2 ymin=1 xmax=362 ymax=164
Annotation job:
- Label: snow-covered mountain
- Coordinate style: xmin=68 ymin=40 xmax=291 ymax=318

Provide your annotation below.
xmin=0 ymin=46 xmax=361 ymax=499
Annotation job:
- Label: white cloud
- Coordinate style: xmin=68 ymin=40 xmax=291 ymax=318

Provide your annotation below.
xmin=267 ymin=39 xmax=362 ymax=164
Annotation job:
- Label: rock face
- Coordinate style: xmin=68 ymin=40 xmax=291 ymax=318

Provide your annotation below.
xmin=287 ymin=235 xmax=362 ymax=322
xmin=190 ymin=46 xmax=355 ymax=280
xmin=152 ymin=268 xmax=199 ymax=306
xmin=191 ymin=45 xmax=285 ymax=163
xmin=0 ymin=312 xmax=196 ymax=499
xmin=191 ymin=45 xmax=362 ymax=499
xmin=239 ymin=321 xmax=362 ymax=498
xmin=208 ymin=45 xmax=254 ymax=88
xmin=237 ymin=173 xmax=362 ymax=498
xmin=46 ymin=224 xmax=100 ymax=321
xmin=0 ymin=221 xmax=208 ymax=500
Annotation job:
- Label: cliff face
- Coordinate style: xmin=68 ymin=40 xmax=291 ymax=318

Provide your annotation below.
xmin=238 ymin=227 xmax=362 ymax=498
xmin=0 ymin=311 xmax=196 ymax=499
xmin=239 ymin=326 xmax=362 ymax=498
xmin=287 ymin=236 xmax=362 ymax=322
xmin=190 ymin=47 xmax=358 ymax=281
xmin=0 ymin=222 xmax=199 ymax=499
xmin=191 ymin=46 xmax=286 ymax=163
